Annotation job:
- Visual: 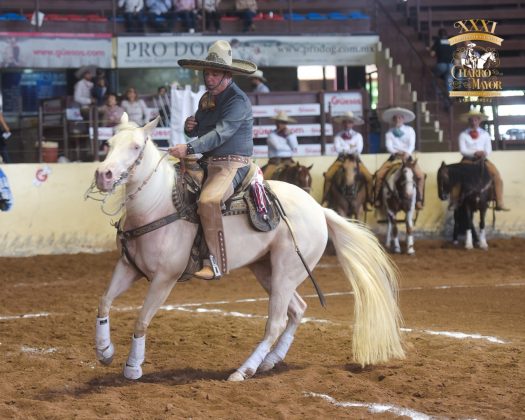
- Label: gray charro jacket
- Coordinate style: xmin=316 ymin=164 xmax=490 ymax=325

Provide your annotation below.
xmin=185 ymin=82 xmax=254 ymax=157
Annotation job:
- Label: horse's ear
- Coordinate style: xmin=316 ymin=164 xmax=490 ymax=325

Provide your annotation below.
xmin=120 ymin=112 xmax=129 ymax=125
xmin=143 ymin=116 xmax=161 ymax=136
xmin=307 ymin=164 xmax=313 ymax=170
xmin=440 ymin=161 xmax=446 ymax=168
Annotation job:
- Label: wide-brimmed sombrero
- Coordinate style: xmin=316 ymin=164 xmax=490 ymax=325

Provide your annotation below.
xmin=332 ymin=111 xmax=364 ymax=125
xmin=381 ymin=107 xmax=416 ymax=123
xmin=248 ymin=69 xmax=267 ymax=82
xmin=460 ymin=109 xmax=488 ymax=122
xmin=178 ymin=40 xmax=257 ymax=75
xmin=271 ymin=111 xmax=297 ymax=123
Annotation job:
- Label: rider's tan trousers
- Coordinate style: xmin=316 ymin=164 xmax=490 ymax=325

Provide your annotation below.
xmin=262 ymin=157 xmax=294 ymax=180
xmin=198 ymin=157 xmax=250 ymax=274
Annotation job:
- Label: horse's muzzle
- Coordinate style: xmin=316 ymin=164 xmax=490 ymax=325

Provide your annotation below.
xmin=95 ymin=169 xmax=114 ymax=192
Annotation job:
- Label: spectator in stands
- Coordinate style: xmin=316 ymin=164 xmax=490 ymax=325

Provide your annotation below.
xmin=92 ymin=76 xmax=109 ymax=108
xmin=146 ymin=0 xmax=172 ymax=32
xmin=119 ymin=0 xmax=145 ymax=33
xmin=235 ymin=0 xmax=257 ymax=32
xmin=198 ymin=0 xmax=221 ymax=33
xmin=374 ymin=107 xmax=425 ymax=210
xmin=173 ymin=0 xmax=197 ymax=33
xmin=152 ymin=86 xmax=171 ymax=127
xmin=0 ymin=89 xmax=12 ymax=164
xmin=262 ymin=111 xmax=298 ymax=180
xmin=456 ymin=109 xmax=508 ymax=211
xmin=74 ymin=69 xmax=95 ymax=120
xmin=249 ymin=70 xmax=270 ymax=93
xmin=101 ymin=93 xmax=125 ymax=127
xmin=0 ymin=168 xmax=13 ymax=211
xmin=121 ymin=87 xmax=149 ymax=125
xmin=429 ymin=28 xmax=455 ymax=90
xmin=321 ymin=112 xmax=373 ymax=207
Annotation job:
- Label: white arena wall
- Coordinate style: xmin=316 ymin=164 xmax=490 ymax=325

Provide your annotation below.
xmin=1 ymin=151 xmax=524 ymax=256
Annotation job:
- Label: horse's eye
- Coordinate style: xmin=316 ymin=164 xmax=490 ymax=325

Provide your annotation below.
xmin=133 ymin=144 xmax=141 ymax=151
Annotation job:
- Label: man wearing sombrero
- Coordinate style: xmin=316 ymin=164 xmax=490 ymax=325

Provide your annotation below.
xmin=456 ymin=109 xmax=508 ymax=211
xmin=249 ymin=70 xmax=270 ymax=93
xmin=374 ymin=107 xmax=425 ymax=210
xmin=168 ymin=40 xmax=257 ymax=279
xmin=322 ymin=111 xmax=373 ymax=207
xmin=261 ymin=111 xmax=298 ymax=179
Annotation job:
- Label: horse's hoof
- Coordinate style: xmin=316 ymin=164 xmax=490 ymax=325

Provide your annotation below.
xmin=407 ymin=248 xmax=415 ymax=255
xmin=123 ymin=363 xmax=143 ymax=380
xmin=227 ymin=370 xmax=246 ymax=382
xmin=465 ymin=244 xmax=474 ymax=250
xmin=394 ymin=248 xmax=402 ymax=254
xmin=258 ymin=360 xmax=275 ymax=372
xmin=96 ymin=343 xmax=114 ymax=365
xmin=479 ymin=243 xmax=489 ymax=250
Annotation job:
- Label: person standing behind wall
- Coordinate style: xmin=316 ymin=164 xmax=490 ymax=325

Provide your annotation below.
xmin=262 ymin=111 xmax=298 ymax=180
xmin=0 ymin=89 xmax=12 ymax=163
xmin=249 ymin=70 xmax=270 ymax=93
xmin=0 ymin=168 xmax=13 ymax=211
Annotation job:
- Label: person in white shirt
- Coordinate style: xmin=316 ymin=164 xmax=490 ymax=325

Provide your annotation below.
xmin=74 ymin=70 xmax=95 ymax=120
xmin=119 ymin=0 xmax=145 ymax=32
xmin=121 ymin=87 xmax=149 ymax=125
xmin=249 ymin=70 xmax=270 ymax=93
xmin=457 ymin=110 xmax=507 ymax=210
xmin=262 ymin=111 xmax=298 ymax=179
xmin=322 ymin=111 xmax=373 ymax=206
xmin=374 ymin=107 xmax=425 ymax=209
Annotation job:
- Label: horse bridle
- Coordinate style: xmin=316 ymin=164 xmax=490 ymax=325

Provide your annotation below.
xmin=84 ymin=134 xmax=168 ymax=216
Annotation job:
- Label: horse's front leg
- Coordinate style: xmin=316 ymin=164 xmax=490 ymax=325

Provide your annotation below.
xmin=478 ymin=206 xmax=489 ymax=250
xmin=123 ymin=273 xmax=181 ymax=380
xmin=386 ymin=210 xmax=401 ymax=253
xmin=405 ymin=203 xmax=415 ymax=255
xmin=465 ymin=206 xmax=474 ymax=250
xmin=96 ymin=259 xmax=142 ymax=365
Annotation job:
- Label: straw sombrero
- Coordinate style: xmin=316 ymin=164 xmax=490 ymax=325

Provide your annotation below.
xmin=381 ymin=107 xmax=416 ymax=123
xmin=178 ymin=40 xmax=257 ymax=75
xmin=271 ymin=111 xmax=297 ymax=123
xmin=249 ymin=69 xmax=267 ymax=82
xmin=460 ymin=109 xmax=488 ymax=122
xmin=332 ymin=111 xmax=364 ymax=125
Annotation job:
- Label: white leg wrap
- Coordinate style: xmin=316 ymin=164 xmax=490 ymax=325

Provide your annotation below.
xmin=465 ymin=230 xmax=473 ymax=250
xmin=406 ymin=235 xmax=415 ymax=255
xmin=124 ymin=335 xmax=145 ymax=380
xmin=95 ymin=316 xmax=114 ymax=365
xmin=479 ymin=229 xmax=488 ymax=250
xmin=393 ymin=237 xmax=401 ymax=253
xmin=96 ymin=316 xmax=111 ymax=350
xmin=269 ymin=332 xmax=294 ymax=362
xmin=228 ymin=341 xmax=271 ymax=381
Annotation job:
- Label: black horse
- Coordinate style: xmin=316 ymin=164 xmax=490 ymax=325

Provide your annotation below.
xmin=437 ymin=160 xmax=493 ymax=249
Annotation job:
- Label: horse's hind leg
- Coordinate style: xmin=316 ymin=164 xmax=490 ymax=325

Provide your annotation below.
xmin=248 ymin=260 xmax=307 ymax=373
xmin=96 ymin=259 xmax=142 ymax=365
xmin=229 ymin=257 xmax=303 ymax=381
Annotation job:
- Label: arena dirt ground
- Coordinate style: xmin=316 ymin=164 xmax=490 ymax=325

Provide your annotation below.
xmin=1 ymin=238 xmax=524 ymax=419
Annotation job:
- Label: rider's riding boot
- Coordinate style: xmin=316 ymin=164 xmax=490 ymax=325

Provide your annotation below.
xmin=193 ymin=257 xmax=221 ymax=280
xmin=495 ymin=204 xmax=510 ymax=211
xmin=374 ymin=199 xmax=382 ymax=208
xmin=415 ymin=201 xmax=424 ymax=210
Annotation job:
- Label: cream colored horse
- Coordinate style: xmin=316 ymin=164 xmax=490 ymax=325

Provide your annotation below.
xmin=91 ymin=115 xmax=405 ymax=382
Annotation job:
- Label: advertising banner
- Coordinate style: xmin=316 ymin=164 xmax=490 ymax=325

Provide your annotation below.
xmin=117 ymin=35 xmax=379 ymax=68
xmin=0 ymin=32 xmax=112 ymax=69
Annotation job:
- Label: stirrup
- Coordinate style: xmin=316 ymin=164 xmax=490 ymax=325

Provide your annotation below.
xmin=194 ymin=255 xmax=222 ymax=280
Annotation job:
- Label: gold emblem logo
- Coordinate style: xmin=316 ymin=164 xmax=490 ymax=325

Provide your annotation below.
xmin=448 ymin=19 xmax=503 ymax=99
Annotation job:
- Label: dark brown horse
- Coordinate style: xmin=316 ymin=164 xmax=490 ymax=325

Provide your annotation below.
xmin=264 ymin=161 xmax=313 ymax=193
xmin=326 ymin=155 xmax=368 ymax=219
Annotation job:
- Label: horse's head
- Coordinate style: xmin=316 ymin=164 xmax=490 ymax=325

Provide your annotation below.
xmin=437 ymin=161 xmax=450 ymax=200
xmin=392 ymin=159 xmax=416 ymax=202
xmin=341 ymin=155 xmax=358 ymax=187
xmin=294 ymin=163 xmax=313 ymax=193
xmin=95 ymin=114 xmax=160 ymax=192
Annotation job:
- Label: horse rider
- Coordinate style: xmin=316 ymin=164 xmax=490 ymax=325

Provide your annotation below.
xmin=321 ymin=111 xmax=373 ymax=207
xmin=262 ymin=111 xmax=298 ymax=180
xmin=374 ymin=107 xmax=425 ymax=210
xmin=168 ymin=40 xmax=257 ymax=280
xmin=455 ymin=109 xmax=508 ymax=211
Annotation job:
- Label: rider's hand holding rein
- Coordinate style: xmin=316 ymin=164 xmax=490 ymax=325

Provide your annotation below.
xmin=185 ymin=115 xmax=198 ymax=132
xmin=168 ymin=144 xmax=189 ymax=158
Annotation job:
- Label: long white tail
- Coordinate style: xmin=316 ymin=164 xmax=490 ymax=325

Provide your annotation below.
xmin=324 ymin=208 xmax=405 ymax=366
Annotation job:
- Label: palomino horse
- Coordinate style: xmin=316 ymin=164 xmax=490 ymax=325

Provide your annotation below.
xmin=379 ymin=160 xmax=418 ymax=255
xmin=437 ymin=160 xmax=493 ymax=250
xmin=326 ymin=155 xmax=368 ymax=219
xmin=264 ymin=161 xmax=313 ymax=193
xmin=90 ymin=115 xmax=404 ymax=382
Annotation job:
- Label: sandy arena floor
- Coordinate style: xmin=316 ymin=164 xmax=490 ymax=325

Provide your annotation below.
xmin=1 ymin=238 xmax=524 ymax=419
